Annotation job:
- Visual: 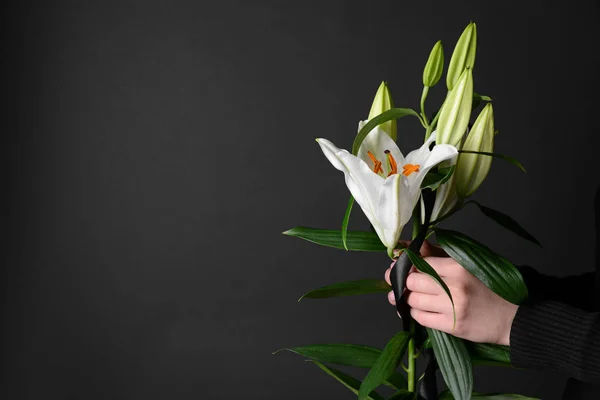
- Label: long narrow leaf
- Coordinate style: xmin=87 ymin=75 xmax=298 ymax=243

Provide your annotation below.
xmin=421 ymin=165 xmax=456 ymax=191
xmin=427 ymin=328 xmax=473 ymax=400
xmin=342 ymin=196 xmax=354 ymax=250
xmin=469 ymin=395 xmax=539 ymax=399
xmin=383 ymin=372 xmax=408 ymax=391
xmin=283 ymin=226 xmax=386 ymax=252
xmin=275 ymin=344 xmax=407 ymax=389
xmin=404 ymin=248 xmax=456 ymax=325
xmin=472 ymin=92 xmax=492 ymax=111
xmin=387 ymin=390 xmax=413 ymax=400
xmin=458 ymin=150 xmax=526 ymax=173
xmin=359 ymin=331 xmax=412 ymax=400
xmin=469 ymin=201 xmax=541 ymax=247
xmin=435 ymin=229 xmax=528 ymax=304
xmin=467 ymin=342 xmax=511 ymax=367
xmin=275 ymin=344 xmax=382 ymax=368
xmin=298 ymin=279 xmax=391 ymax=301
xmin=310 ymin=361 xmax=385 ymax=400
xmin=352 ymin=108 xmax=421 ymax=154
xmin=440 ymin=391 xmax=538 ymax=400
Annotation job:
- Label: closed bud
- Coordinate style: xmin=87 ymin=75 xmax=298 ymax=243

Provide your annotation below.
xmin=368 ymin=81 xmax=397 ymax=141
xmin=455 ymin=103 xmax=494 ymax=197
xmin=422 ymin=159 xmax=462 ymax=223
xmin=446 ymin=22 xmax=477 ymax=90
xmin=436 ymin=68 xmax=473 ymax=146
xmin=423 ymin=40 xmax=444 ymax=87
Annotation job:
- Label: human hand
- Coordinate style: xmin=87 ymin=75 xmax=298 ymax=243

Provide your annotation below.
xmin=385 ymin=241 xmax=519 ymax=346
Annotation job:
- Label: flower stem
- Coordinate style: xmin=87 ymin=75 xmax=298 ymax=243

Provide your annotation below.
xmin=420 ymin=86 xmax=430 ymax=126
xmin=407 ymin=212 xmax=420 ymax=393
xmin=407 ymin=319 xmax=416 ymax=392
xmin=425 ymin=92 xmax=448 ymax=141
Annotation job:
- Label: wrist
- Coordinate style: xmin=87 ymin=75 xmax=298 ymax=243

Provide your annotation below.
xmin=497 ymin=302 xmax=519 ymax=346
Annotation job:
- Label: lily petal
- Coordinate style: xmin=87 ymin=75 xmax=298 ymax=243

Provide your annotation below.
xmin=375 ymin=173 xmax=412 ymax=248
xmin=404 ymin=132 xmax=458 ymax=202
xmin=404 ymin=131 xmax=438 ymax=166
xmin=357 ymin=122 xmax=404 ymax=177
xmin=316 ymin=138 xmax=385 ymax=235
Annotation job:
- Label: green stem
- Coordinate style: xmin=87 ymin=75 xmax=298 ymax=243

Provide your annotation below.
xmin=407 ymin=319 xmax=416 ymax=392
xmin=416 ymin=114 xmax=427 ymax=129
xmin=425 ymin=110 xmax=439 ymax=141
xmin=407 ymin=212 xmax=420 ymax=393
xmin=425 ymin=92 xmax=449 ymax=141
xmin=420 ymin=86 xmax=430 ymax=126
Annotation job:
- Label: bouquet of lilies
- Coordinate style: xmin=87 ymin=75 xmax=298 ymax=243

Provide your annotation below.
xmin=277 ymin=22 xmax=539 ymax=400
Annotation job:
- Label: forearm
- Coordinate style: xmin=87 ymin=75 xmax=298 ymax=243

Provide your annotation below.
xmin=510 ymin=300 xmax=600 ymax=383
xmin=516 ymin=265 xmax=595 ymax=311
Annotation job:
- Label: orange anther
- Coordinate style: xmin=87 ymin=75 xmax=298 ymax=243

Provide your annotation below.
xmin=402 ymin=163 xmax=420 ymax=177
xmin=367 ymin=151 xmax=383 ymax=174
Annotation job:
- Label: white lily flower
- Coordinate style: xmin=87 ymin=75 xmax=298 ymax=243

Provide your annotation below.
xmin=316 ymin=124 xmax=458 ymax=252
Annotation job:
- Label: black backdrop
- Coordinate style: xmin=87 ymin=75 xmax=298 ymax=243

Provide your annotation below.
xmin=3 ymin=1 xmax=600 ymax=399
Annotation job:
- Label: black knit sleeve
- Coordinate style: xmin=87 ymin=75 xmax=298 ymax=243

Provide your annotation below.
xmin=516 ymin=265 xmax=595 ymax=311
xmin=509 ymin=300 xmax=600 ymax=383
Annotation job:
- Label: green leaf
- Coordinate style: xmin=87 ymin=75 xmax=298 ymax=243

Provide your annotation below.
xmin=467 ymin=342 xmax=511 ymax=367
xmin=469 ymin=395 xmax=539 ymax=399
xmin=283 ymin=227 xmax=386 ymax=252
xmin=435 ymin=229 xmax=528 ymax=304
xmin=310 ymin=361 xmax=385 ymax=400
xmin=469 ymin=201 xmax=541 ymax=247
xmin=404 ymin=248 xmax=456 ymax=325
xmin=387 ymin=390 xmax=414 ymax=400
xmin=359 ymin=331 xmax=412 ymax=400
xmin=298 ymin=279 xmax=391 ymax=301
xmin=472 ymin=92 xmax=492 ymax=111
xmin=383 ymin=372 xmax=408 ymax=391
xmin=421 ymin=165 xmax=456 ymax=191
xmin=275 ymin=344 xmax=382 ymax=368
xmin=341 ymin=196 xmax=354 ymax=250
xmin=275 ymin=344 xmax=407 ymax=389
xmin=421 ymin=337 xmax=432 ymax=349
xmin=427 ymin=328 xmax=473 ymax=400
xmin=352 ymin=108 xmax=421 ymax=155
xmin=439 ymin=391 xmax=538 ymax=400
xmin=458 ymin=150 xmax=526 ymax=173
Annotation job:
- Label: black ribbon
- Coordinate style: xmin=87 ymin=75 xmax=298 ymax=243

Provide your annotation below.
xmin=389 ymin=189 xmax=435 ymax=330
xmin=389 ymin=188 xmax=438 ymax=399
xmin=418 ymin=348 xmax=438 ymax=399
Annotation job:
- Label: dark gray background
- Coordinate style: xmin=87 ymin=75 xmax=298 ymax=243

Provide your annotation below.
xmin=3 ymin=0 xmax=599 ymax=399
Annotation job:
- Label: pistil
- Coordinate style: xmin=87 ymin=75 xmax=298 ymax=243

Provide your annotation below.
xmin=384 ymin=150 xmax=398 ymax=176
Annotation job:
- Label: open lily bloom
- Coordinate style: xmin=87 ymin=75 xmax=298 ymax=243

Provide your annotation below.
xmin=316 ymin=123 xmax=458 ymax=252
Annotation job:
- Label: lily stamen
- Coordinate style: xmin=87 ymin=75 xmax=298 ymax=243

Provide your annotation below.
xmin=402 ymin=163 xmax=420 ymax=177
xmin=384 ymin=150 xmax=398 ymax=176
xmin=367 ymin=151 xmax=383 ymax=174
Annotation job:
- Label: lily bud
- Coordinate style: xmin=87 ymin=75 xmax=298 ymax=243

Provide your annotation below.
xmin=446 ymin=22 xmax=477 ymax=90
xmin=423 ymin=40 xmax=444 ymax=87
xmin=455 ymin=103 xmax=494 ymax=197
xmin=368 ymin=81 xmax=397 ymax=141
xmin=436 ymin=68 xmax=473 ymax=147
xmin=422 ymin=158 xmax=462 ymax=224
